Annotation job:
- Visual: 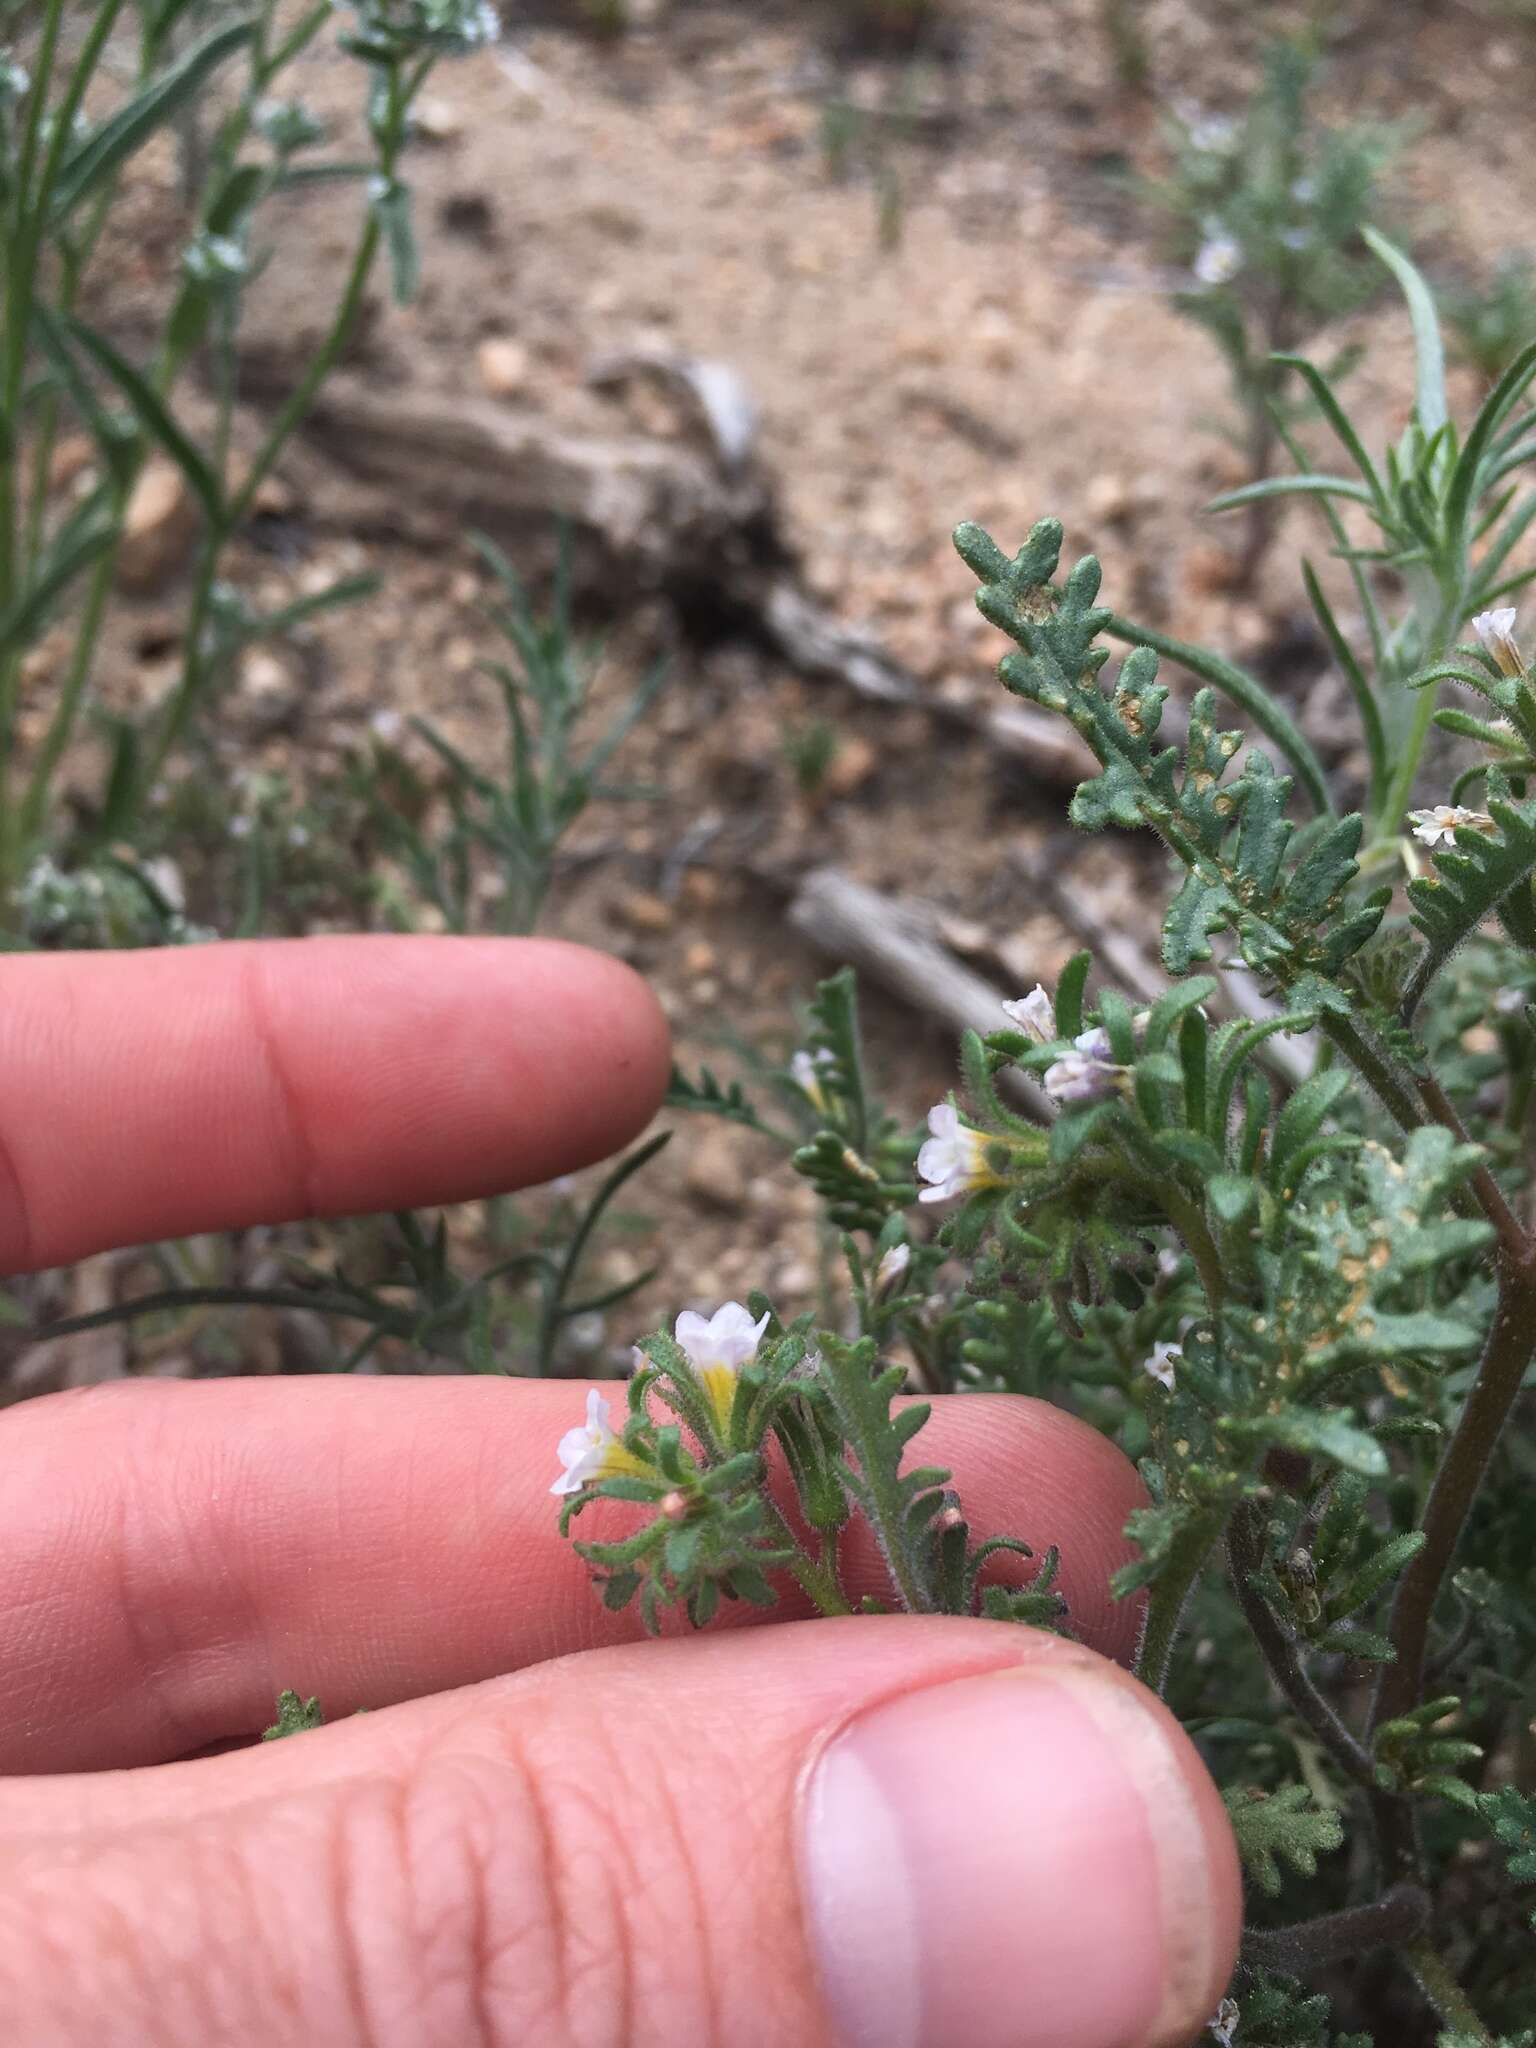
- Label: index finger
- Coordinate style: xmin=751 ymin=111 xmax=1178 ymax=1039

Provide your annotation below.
xmin=0 ymin=935 xmax=670 ymax=1273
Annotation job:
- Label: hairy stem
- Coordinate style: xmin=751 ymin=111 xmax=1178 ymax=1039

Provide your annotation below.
xmin=1227 ymin=1502 xmax=1376 ymax=1789
xmin=1417 ymin=1071 xmax=1527 ymax=1261
xmin=1371 ymin=1248 xmax=1536 ymax=1880
xmin=1134 ymin=1509 xmax=1225 ymax=1694
xmin=1240 ymin=1883 xmax=1430 ymax=1976
xmin=1402 ymin=1937 xmax=1493 ymax=2043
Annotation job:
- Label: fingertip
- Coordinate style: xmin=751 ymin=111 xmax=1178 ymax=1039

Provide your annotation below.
xmin=516 ymin=938 xmax=673 ymax=1149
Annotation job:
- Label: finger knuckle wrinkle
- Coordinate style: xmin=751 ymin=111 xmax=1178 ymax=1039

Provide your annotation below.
xmin=368 ymin=1707 xmax=730 ymax=2048
xmin=330 ymin=1736 xmax=648 ymax=2048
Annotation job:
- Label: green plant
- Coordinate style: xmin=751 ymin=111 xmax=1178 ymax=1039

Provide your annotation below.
xmin=358 ymin=535 xmax=665 ymax=936
xmin=782 ymin=715 xmax=840 ymax=799
xmin=0 ymin=0 xmax=496 ymax=928
xmin=555 ymin=243 xmax=1536 ymax=2041
xmin=818 ymin=78 xmax=917 ymax=252
xmin=1445 ymin=256 xmax=1536 ymax=389
xmin=1148 ymin=39 xmax=1397 ymax=581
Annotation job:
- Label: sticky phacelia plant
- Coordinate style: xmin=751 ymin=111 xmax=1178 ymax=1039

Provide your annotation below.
xmin=556 ymin=243 xmax=1536 ymax=2043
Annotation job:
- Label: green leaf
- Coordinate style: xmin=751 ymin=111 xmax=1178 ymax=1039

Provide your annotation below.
xmin=370 ymin=176 xmax=419 ymax=305
xmin=1206 ymin=473 xmax=1377 ymax=512
xmin=1324 ymin=1531 xmax=1427 ymax=1621
xmin=1227 ymin=1408 xmax=1387 ymax=1478
xmin=1270 ymin=353 xmax=1388 ymax=511
xmin=1363 ymin=227 xmax=1447 ymax=436
xmin=958 ymin=522 xmax=1372 ymax=990
xmin=1209 ymin=1173 xmax=1257 ymax=1226
xmin=0 ymin=510 xmax=113 ymax=656
xmin=816 ymin=1335 xmax=949 ymax=1615
xmin=1405 ymin=795 xmax=1536 ymax=1019
xmin=1223 ymin=1783 xmax=1344 ymax=1897
xmin=262 ymin=1689 xmax=324 ymax=1740
xmin=1268 ymin=1068 xmax=1351 ymax=1189
xmin=66 ymin=317 xmax=223 ymax=527
xmin=1447 ymin=338 xmax=1536 ymax=549
xmin=1106 ymin=612 xmax=1331 ymax=817
xmin=1301 ymin=559 xmax=1386 ymax=812
xmin=30 ymin=302 xmax=138 ymax=490
xmin=52 ymin=19 xmax=255 ymax=222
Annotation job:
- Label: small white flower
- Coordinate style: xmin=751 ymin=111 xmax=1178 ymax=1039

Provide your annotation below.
xmin=1472 ymin=605 xmax=1523 ymax=677
xmin=1210 ymin=1997 xmax=1240 ymax=2048
xmin=1279 ymin=226 xmax=1311 ymax=252
xmin=675 ymin=1300 xmax=771 ymax=1424
xmin=1194 ymin=232 xmax=1242 ymax=285
xmin=550 ymin=1388 xmax=624 ymax=1496
xmin=1001 ymin=984 xmax=1057 ymax=1044
xmin=1408 ymin=804 xmax=1492 ymax=848
xmin=1143 ymin=1341 xmax=1181 ymax=1391
xmin=917 ymin=1103 xmax=1000 ymax=1203
xmin=1188 ymin=113 xmax=1237 ymax=153
xmin=1495 ymin=986 xmax=1528 ymax=1017
xmin=791 ymin=1046 xmax=836 ymax=1112
xmin=1290 ymin=175 xmax=1316 ymax=204
xmin=874 ymin=1242 xmax=911 ymax=1295
xmin=1043 ymin=1023 xmax=1127 ymax=1105
xmin=369 ymin=707 xmax=404 ymax=741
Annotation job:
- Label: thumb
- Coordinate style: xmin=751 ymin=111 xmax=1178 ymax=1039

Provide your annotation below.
xmin=4 ymin=1618 xmax=1241 ymax=2048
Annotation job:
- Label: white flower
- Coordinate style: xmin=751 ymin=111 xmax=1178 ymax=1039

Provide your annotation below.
xmin=1188 ymin=113 xmax=1237 ymax=153
xmin=791 ymin=1046 xmax=836 ymax=1112
xmin=874 ymin=1242 xmax=911 ymax=1295
xmin=1194 ymin=232 xmax=1242 ymax=285
xmin=917 ymin=1103 xmax=1000 ymax=1203
xmin=1472 ymin=605 xmax=1523 ymax=677
xmin=369 ymin=707 xmax=404 ymax=741
xmin=1001 ymin=984 xmax=1057 ymax=1044
xmin=674 ymin=1300 xmax=771 ymax=1425
xmin=1143 ymin=1341 xmax=1181 ymax=1390
xmin=1408 ymin=804 xmax=1492 ymax=848
xmin=1495 ymin=986 xmax=1528 ymax=1016
xmin=1043 ymin=1021 xmax=1128 ymax=1105
xmin=1210 ymin=1997 xmax=1240 ymax=2048
xmin=551 ymin=1389 xmax=625 ymax=1496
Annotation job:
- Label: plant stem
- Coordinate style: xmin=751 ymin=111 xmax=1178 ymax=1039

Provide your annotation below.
xmin=17 ymin=543 xmax=114 ymax=851
xmin=144 ymin=121 xmax=390 ymax=795
xmin=1418 ymin=1071 xmax=1528 ymax=1261
xmin=1134 ymin=1510 xmax=1225 ymax=1694
xmin=31 ymin=1282 xmax=419 ymax=1341
xmin=1371 ymin=1247 xmax=1536 ymax=1881
xmin=1227 ymin=1502 xmax=1376 ymax=1789
xmin=1402 ymin=1937 xmax=1494 ymax=2042
xmin=1240 ymin=1883 xmax=1430 ymax=1975
xmin=760 ymin=1496 xmax=851 ymax=1617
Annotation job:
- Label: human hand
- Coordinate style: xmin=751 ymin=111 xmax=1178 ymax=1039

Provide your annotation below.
xmin=0 ymin=936 xmax=1241 ymax=2048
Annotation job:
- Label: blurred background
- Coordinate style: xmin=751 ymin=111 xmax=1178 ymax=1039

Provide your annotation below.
xmin=5 ymin=0 xmax=1535 ymax=1393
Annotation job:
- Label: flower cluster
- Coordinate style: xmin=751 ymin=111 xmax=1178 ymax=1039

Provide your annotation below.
xmin=1004 ymin=982 xmax=1135 ymax=1106
xmin=550 ymin=1300 xmax=769 ymax=1496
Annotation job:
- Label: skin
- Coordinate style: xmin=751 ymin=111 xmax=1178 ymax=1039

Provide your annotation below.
xmin=0 ymin=937 xmax=1242 ymax=2047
